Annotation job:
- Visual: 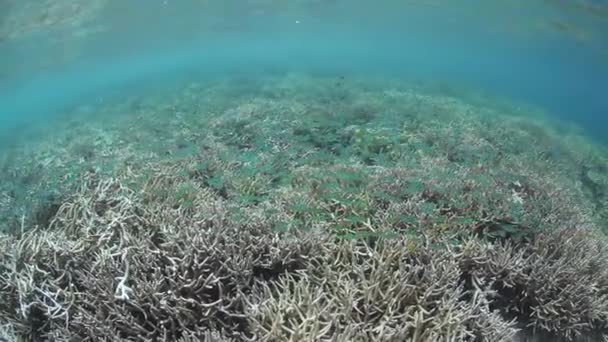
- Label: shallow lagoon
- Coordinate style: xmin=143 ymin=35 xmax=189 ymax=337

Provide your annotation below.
xmin=0 ymin=1 xmax=607 ymax=341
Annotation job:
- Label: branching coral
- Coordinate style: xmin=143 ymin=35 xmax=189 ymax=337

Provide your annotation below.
xmin=1 ymin=75 xmax=608 ymax=342
xmin=457 ymin=228 xmax=608 ymax=340
xmin=1 ymin=174 xmax=608 ymax=341
xmin=0 ymin=176 xmax=332 ymax=340
xmin=246 ymin=239 xmax=519 ymax=342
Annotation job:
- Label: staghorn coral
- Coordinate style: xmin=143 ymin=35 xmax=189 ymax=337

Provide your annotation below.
xmin=1 ymin=174 xmax=608 ymax=340
xmin=245 ymin=238 xmax=519 ymax=342
xmin=458 ymin=229 xmax=608 ymax=340
xmin=0 ymin=176 xmax=333 ymax=341
xmin=0 ymin=74 xmax=607 ymax=341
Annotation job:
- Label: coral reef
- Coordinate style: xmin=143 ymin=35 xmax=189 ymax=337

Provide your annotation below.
xmin=0 ymin=74 xmax=607 ymax=341
xmin=1 ymin=175 xmax=608 ymax=340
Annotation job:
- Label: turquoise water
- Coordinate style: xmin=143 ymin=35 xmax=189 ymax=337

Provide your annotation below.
xmin=1 ymin=1 xmax=608 ymax=341
xmin=1 ymin=0 xmax=607 ymax=141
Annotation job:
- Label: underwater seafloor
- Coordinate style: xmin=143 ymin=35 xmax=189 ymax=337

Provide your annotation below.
xmin=0 ymin=73 xmax=608 ymax=341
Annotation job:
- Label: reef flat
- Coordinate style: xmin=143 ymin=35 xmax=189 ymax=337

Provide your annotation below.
xmin=0 ymin=74 xmax=607 ymax=341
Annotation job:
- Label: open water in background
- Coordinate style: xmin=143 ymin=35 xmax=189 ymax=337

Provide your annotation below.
xmin=0 ymin=0 xmax=607 ymax=142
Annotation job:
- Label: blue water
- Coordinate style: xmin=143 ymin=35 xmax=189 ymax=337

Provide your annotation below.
xmin=0 ymin=0 xmax=607 ymax=142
